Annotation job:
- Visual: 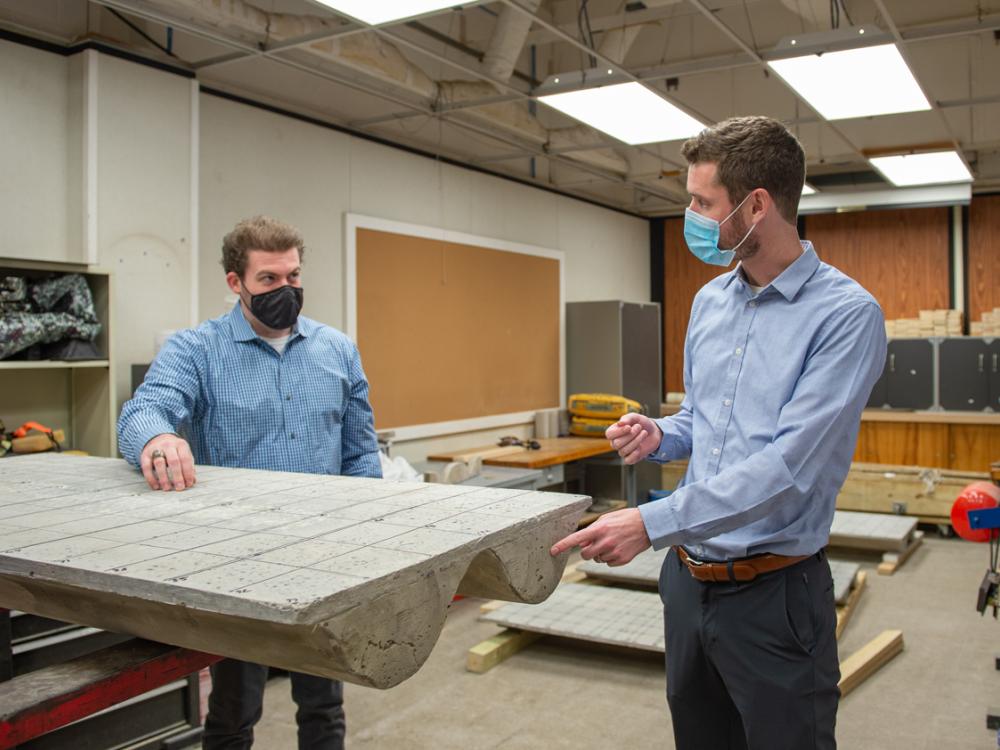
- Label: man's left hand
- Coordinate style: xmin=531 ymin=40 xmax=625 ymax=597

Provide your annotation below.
xmin=549 ymin=508 xmax=651 ymax=566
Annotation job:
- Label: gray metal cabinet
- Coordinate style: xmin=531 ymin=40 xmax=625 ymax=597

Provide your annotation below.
xmin=566 ymin=301 xmax=662 ymax=503
xmin=866 ymin=357 xmax=889 ymax=408
xmin=886 ymin=339 xmax=934 ymax=410
xmin=939 ymin=338 xmax=991 ymax=411
xmin=990 ymin=340 xmax=1000 ymax=411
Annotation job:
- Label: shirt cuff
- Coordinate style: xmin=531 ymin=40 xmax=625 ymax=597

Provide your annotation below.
xmin=122 ymin=415 xmax=176 ymax=467
xmin=644 ymin=420 xmax=686 ymax=463
xmin=639 ymin=491 xmax=686 ymax=551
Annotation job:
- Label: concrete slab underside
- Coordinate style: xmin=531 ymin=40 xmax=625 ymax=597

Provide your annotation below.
xmin=0 ymin=454 xmax=589 ymax=688
xmin=247 ymin=536 xmax=997 ymax=749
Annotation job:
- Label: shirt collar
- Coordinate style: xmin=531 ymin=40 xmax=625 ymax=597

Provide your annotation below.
xmin=722 ymin=241 xmax=819 ymax=302
xmin=227 ymin=302 xmax=309 ymax=342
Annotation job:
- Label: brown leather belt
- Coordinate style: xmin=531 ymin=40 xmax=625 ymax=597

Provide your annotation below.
xmin=676 ymin=546 xmax=809 ymax=583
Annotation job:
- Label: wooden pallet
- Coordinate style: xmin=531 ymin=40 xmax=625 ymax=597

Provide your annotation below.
xmin=660 ymin=461 xmax=986 ymax=526
xmin=469 ymin=562 xmax=868 ymax=674
xmin=828 ymin=511 xmax=924 ymax=576
xmin=836 ymin=571 xmax=867 ymax=639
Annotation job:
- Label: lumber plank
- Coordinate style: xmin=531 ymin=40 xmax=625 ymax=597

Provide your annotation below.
xmin=838 ymin=629 xmax=904 ymax=698
xmin=835 ymin=571 xmax=866 ymax=640
xmin=466 ymin=629 xmax=541 ymax=674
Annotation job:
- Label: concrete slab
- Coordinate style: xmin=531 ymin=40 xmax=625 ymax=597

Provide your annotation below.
xmin=0 ymin=454 xmax=588 ymax=688
xmin=580 ymin=550 xmax=861 ymax=605
xmin=829 ymin=510 xmax=918 ymax=552
xmin=481 ymin=582 xmax=665 ymax=653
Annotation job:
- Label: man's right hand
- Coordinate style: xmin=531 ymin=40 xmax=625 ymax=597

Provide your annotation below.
xmin=141 ymin=434 xmax=197 ymax=491
xmin=606 ymin=413 xmax=662 ymax=465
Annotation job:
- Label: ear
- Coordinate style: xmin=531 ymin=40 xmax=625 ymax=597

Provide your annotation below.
xmin=750 ymin=188 xmax=771 ymax=221
xmin=225 ymin=271 xmax=243 ymax=296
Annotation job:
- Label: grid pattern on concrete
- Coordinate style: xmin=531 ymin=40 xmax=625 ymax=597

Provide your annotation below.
xmin=0 ymin=454 xmax=587 ymax=615
xmin=829 ymin=510 xmax=917 ymax=552
xmin=481 ymin=582 xmax=665 ymax=653
xmin=580 ymin=550 xmax=860 ymax=605
xmin=578 ymin=547 xmax=668 ymax=587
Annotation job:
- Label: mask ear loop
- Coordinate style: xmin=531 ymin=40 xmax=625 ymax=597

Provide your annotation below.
xmin=720 ymin=189 xmax=755 ymax=227
xmin=722 ymin=190 xmax=759 ymax=253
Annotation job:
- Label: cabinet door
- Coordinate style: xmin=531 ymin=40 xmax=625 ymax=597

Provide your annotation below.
xmin=886 ymin=339 xmax=934 ymax=410
xmin=621 ymin=302 xmax=662 ymax=415
xmin=939 ymin=338 xmax=990 ymax=411
xmin=866 ymin=351 xmax=889 ymax=408
xmin=990 ymin=340 xmax=1000 ymax=411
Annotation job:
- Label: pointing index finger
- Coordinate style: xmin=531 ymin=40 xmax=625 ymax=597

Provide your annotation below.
xmin=550 ymin=526 xmax=597 ymax=556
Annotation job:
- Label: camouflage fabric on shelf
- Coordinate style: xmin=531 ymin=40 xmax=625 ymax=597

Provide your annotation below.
xmin=0 ymin=276 xmax=26 ymax=302
xmin=0 ymin=273 xmax=102 ymax=360
xmin=0 ymin=301 xmax=31 ymax=314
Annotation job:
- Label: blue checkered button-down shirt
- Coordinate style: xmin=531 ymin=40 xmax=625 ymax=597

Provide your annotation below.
xmin=640 ymin=242 xmax=886 ymax=560
xmin=118 ymin=303 xmax=381 ymax=478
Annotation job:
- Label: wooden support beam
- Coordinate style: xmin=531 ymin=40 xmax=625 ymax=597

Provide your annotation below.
xmin=466 ymin=629 xmax=542 ymax=674
xmin=838 ymin=629 xmax=904 ymax=698
xmin=836 ymin=571 xmax=867 ymax=640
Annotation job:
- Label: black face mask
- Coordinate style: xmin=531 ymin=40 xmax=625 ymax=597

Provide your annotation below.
xmin=242 ymin=285 xmax=303 ymax=330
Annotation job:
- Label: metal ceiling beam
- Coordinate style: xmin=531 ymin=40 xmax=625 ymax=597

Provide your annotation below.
xmin=193 ymin=24 xmax=364 ymax=70
xmin=871 ymin=0 xmax=966 ymax=163
xmin=85 ymin=1 xmax=679 ymax=209
xmin=683 ymin=0 xmax=869 ymax=163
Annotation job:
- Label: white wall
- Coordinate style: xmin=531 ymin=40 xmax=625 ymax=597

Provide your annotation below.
xmin=0 ymin=42 xmax=196 ymax=413
xmin=95 ymin=54 xmax=195 ymax=409
xmin=199 ymin=94 xmax=650 ymax=462
xmin=1 ymin=40 xmax=651 ymax=465
xmin=0 ymin=41 xmax=79 ymax=263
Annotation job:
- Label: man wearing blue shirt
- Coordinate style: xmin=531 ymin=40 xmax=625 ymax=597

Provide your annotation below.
xmin=118 ymin=215 xmax=381 ymax=750
xmin=552 ymin=117 xmax=886 ymax=749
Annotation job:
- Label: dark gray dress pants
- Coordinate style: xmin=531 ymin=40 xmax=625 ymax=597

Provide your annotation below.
xmin=660 ymin=547 xmax=840 ymax=750
xmin=202 ymin=659 xmax=345 ymax=750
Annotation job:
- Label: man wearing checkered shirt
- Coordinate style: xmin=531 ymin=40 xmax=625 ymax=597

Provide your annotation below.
xmin=118 ymin=215 xmax=381 ymax=750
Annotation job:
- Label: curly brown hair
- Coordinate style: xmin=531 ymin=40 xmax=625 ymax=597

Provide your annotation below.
xmin=681 ymin=116 xmax=805 ymax=223
xmin=221 ymin=216 xmax=305 ymax=278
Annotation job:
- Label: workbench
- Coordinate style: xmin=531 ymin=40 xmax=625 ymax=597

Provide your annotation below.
xmin=428 ymin=436 xmax=638 ymax=506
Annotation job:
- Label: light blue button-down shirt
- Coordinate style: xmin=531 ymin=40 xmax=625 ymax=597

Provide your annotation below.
xmin=639 ymin=242 xmax=886 ymax=560
xmin=118 ymin=303 xmax=381 ymax=479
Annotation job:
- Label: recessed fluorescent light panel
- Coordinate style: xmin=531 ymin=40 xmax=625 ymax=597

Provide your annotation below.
xmin=869 ymin=151 xmax=973 ymax=187
xmin=538 ymin=82 xmax=704 ymax=145
xmin=312 ymin=1 xmax=474 ymax=25
xmin=769 ymin=43 xmax=931 ymax=120
xmin=802 ymin=183 xmax=817 ymax=195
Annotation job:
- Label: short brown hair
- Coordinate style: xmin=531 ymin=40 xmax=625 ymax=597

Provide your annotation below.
xmin=681 ymin=116 xmax=805 ymax=223
xmin=221 ymin=216 xmax=305 ymax=278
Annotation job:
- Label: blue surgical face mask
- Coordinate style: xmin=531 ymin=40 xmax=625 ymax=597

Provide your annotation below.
xmin=683 ymin=192 xmax=757 ymax=267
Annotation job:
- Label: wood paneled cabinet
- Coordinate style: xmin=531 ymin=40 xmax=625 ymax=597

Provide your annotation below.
xmin=854 ymin=416 xmax=1000 ymax=472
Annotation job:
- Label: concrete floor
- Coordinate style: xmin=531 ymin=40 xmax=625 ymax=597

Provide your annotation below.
xmin=244 ymin=535 xmax=1000 ymax=749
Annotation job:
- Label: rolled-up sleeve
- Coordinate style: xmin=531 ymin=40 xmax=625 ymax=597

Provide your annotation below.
xmin=639 ymin=300 xmax=887 ymax=550
xmin=339 ymin=344 xmax=382 ymax=479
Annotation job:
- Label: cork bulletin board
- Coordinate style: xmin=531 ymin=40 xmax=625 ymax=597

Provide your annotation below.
xmin=345 ymin=215 xmax=564 ymax=435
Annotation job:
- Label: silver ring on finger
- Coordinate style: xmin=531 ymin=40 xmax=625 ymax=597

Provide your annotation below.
xmin=151 ymin=449 xmax=166 ymax=461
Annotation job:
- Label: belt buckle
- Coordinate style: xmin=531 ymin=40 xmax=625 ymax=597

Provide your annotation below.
xmin=683 ymin=549 xmax=706 ymax=567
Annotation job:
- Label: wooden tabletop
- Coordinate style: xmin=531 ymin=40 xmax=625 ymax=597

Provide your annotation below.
xmin=427 ymin=436 xmax=615 ymax=469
